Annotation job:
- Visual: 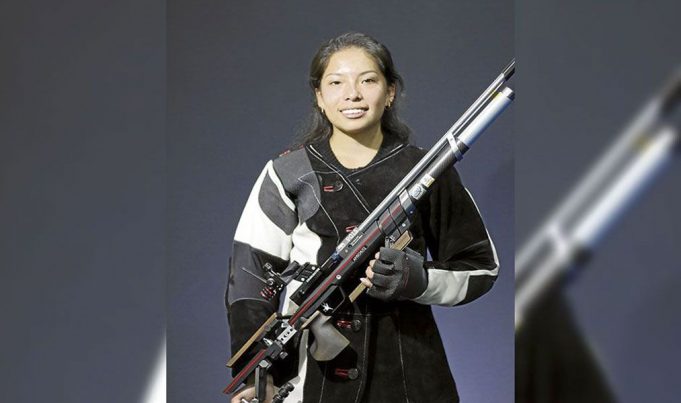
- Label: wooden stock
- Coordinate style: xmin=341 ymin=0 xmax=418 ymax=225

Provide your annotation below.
xmin=226 ymin=312 xmax=277 ymax=368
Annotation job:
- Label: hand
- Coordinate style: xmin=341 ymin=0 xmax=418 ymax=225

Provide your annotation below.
xmin=361 ymin=247 xmax=428 ymax=301
xmin=231 ymin=375 xmax=275 ymax=403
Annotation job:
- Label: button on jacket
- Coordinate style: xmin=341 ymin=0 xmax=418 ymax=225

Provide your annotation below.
xmin=226 ymin=134 xmax=499 ymax=403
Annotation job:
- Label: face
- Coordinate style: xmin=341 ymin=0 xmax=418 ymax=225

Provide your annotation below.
xmin=315 ymin=47 xmax=395 ymax=138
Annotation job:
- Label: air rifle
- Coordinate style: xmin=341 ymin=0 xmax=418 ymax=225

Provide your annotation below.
xmin=224 ymin=59 xmax=516 ymax=402
xmin=515 ymin=68 xmax=681 ymax=330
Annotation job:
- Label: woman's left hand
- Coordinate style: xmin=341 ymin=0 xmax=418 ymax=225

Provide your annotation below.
xmin=361 ymin=247 xmax=428 ymax=301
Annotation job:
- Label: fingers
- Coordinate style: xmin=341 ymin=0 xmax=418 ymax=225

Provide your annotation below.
xmin=231 ymin=386 xmax=254 ymax=403
xmin=372 ymin=259 xmax=395 ymax=275
xmin=369 ymin=272 xmax=391 ymax=288
xmin=362 ymin=262 xmax=376 ymax=288
xmin=365 ymin=273 xmax=397 ymax=301
xmin=364 ymin=250 xmax=400 ymax=291
xmin=365 ymin=263 xmax=375 ymax=279
xmin=231 ymin=376 xmax=275 ymax=403
xmin=362 ymin=274 xmax=390 ymax=290
xmin=379 ymin=246 xmax=403 ymax=262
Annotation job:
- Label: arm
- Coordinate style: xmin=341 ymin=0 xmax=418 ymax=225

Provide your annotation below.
xmin=414 ymin=165 xmax=499 ymax=306
xmin=226 ymin=160 xmax=297 ymax=382
xmin=361 ymin=166 xmax=499 ymax=305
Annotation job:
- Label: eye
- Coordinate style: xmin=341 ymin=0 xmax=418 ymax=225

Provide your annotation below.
xmin=328 ymin=80 xmax=341 ymax=86
xmin=362 ymin=78 xmax=377 ymax=84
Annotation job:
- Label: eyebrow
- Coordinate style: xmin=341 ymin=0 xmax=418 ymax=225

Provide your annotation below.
xmin=323 ymin=70 xmax=378 ymax=79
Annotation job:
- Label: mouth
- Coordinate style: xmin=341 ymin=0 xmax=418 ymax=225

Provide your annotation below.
xmin=340 ymin=107 xmax=368 ymax=119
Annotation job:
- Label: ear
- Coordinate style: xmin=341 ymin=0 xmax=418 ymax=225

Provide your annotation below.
xmin=387 ymin=84 xmax=396 ymax=104
xmin=315 ymin=88 xmax=325 ymax=109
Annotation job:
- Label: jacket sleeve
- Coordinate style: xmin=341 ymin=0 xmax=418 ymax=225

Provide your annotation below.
xmin=412 ymin=165 xmax=499 ymax=306
xmin=225 ymin=160 xmax=297 ymax=380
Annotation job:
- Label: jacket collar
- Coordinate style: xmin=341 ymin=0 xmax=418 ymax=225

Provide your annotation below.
xmin=307 ymin=134 xmax=406 ymax=175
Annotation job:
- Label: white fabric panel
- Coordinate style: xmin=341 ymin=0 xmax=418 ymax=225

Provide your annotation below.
xmin=413 ymin=265 xmax=500 ymax=306
xmin=290 ymin=221 xmax=322 ymax=266
xmin=281 ymin=279 xmax=302 ymax=316
xmin=234 ymin=161 xmax=294 ymax=260
xmin=413 ymin=269 xmax=469 ymax=306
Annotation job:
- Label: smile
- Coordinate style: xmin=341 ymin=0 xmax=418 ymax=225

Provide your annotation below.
xmin=340 ymin=108 xmax=368 ymax=118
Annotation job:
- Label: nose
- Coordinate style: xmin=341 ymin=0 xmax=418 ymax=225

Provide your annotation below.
xmin=344 ymin=83 xmax=362 ymax=101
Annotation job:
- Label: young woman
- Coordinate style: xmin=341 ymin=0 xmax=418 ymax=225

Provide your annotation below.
xmin=227 ymin=32 xmax=499 ymax=403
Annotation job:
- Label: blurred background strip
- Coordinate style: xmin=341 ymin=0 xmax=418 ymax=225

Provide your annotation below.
xmin=0 ymin=0 xmax=165 ymax=402
xmin=515 ymin=1 xmax=681 ymax=402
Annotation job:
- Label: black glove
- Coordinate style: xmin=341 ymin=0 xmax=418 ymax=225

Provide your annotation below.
xmin=365 ymin=247 xmax=428 ymax=301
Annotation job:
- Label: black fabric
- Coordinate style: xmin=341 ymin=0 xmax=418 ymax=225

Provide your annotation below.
xmin=515 ymin=292 xmax=615 ymax=403
xmin=227 ymin=241 xmax=289 ymax=306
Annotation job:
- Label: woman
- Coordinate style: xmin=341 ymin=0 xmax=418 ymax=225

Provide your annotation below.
xmin=227 ymin=32 xmax=499 ymax=403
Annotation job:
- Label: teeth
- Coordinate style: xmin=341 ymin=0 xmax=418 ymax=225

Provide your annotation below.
xmin=341 ymin=108 xmax=367 ymax=118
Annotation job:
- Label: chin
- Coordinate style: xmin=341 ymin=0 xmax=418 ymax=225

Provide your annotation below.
xmin=336 ymin=123 xmax=381 ymax=137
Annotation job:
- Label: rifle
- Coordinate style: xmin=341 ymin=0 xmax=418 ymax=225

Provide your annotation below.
xmin=515 ymin=68 xmax=681 ymax=330
xmin=224 ymin=59 xmax=516 ymax=402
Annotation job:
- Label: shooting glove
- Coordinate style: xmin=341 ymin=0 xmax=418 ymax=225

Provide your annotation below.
xmin=366 ymin=247 xmax=428 ymax=301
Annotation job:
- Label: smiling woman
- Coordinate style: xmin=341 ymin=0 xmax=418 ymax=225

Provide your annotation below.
xmin=226 ymin=32 xmax=500 ymax=403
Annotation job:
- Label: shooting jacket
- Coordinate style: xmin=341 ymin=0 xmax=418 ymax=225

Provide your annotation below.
xmin=226 ymin=135 xmax=499 ymax=403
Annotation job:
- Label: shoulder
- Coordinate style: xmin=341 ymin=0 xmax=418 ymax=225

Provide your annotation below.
xmin=266 ymin=145 xmax=320 ymax=201
xmin=275 ymin=144 xmax=306 ymax=159
xmin=402 ymin=144 xmax=427 ymax=159
xmin=273 ymin=144 xmax=307 ymax=162
xmin=270 ymin=145 xmax=312 ymax=178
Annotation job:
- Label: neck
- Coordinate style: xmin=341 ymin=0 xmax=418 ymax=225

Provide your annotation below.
xmin=329 ymin=126 xmax=383 ymax=155
xmin=328 ymin=126 xmax=384 ymax=169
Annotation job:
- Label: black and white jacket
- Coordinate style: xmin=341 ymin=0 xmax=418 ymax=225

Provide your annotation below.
xmin=226 ymin=134 xmax=499 ymax=403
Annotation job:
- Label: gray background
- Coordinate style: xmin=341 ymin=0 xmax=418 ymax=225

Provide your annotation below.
xmin=0 ymin=0 xmax=164 ymax=402
xmin=168 ymin=1 xmax=513 ymax=402
xmin=516 ymin=1 xmax=681 ymax=401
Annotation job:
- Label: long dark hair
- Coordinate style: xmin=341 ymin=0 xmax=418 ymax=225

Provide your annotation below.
xmin=295 ymin=32 xmax=411 ymax=146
